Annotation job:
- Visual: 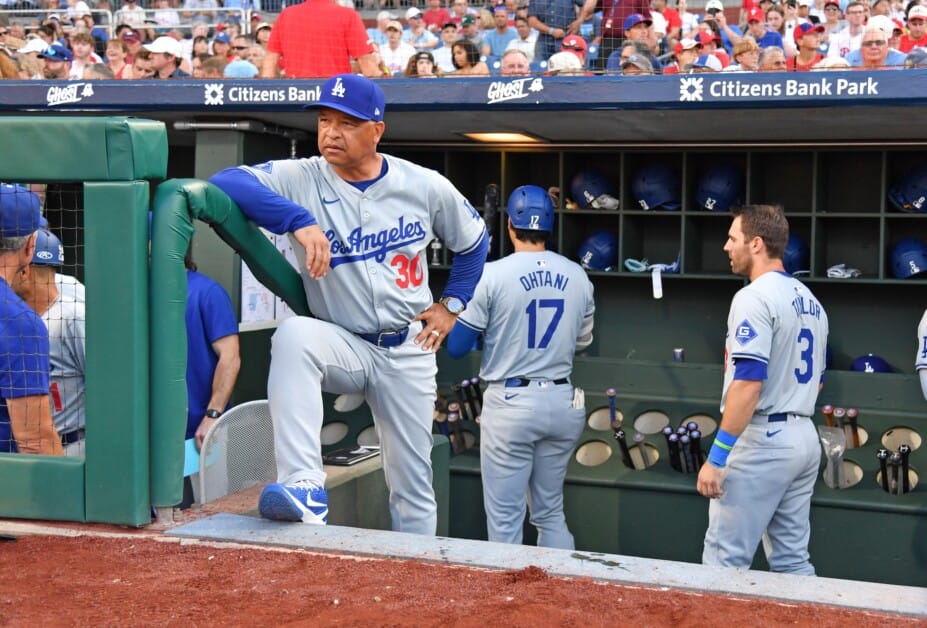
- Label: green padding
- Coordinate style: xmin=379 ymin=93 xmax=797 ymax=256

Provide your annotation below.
xmin=149 ymin=179 xmax=308 ymax=507
xmin=0 ymin=117 xmax=166 ymax=182
xmin=0 ymin=455 xmax=85 ymax=521
xmin=84 ymin=182 xmax=151 ymax=526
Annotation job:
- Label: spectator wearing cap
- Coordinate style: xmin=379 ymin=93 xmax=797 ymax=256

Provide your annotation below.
xmin=39 ymin=43 xmax=72 ymax=79
xmin=746 ymin=6 xmax=784 ymax=48
xmin=788 ymin=22 xmax=825 ymax=68
xmin=458 ymin=15 xmax=483 ymax=49
xmin=115 ymin=0 xmax=146 ymax=29
xmin=500 ymin=47 xmax=530 ymax=73
xmin=120 ymin=29 xmax=143 ymax=64
xmin=144 ymin=35 xmax=190 ymax=78
xmin=700 ymin=0 xmax=745 ymax=56
xmin=433 ymin=21 xmax=460 ymax=72
xmin=821 ymin=1 xmax=845 ymax=40
xmin=223 ymin=58 xmax=259 ymax=78
xmin=849 ymin=22 xmax=906 ymax=66
xmin=380 ymin=20 xmax=417 ymax=75
xmin=695 ymin=28 xmax=731 ymax=65
xmin=904 ymin=46 xmax=927 ymax=67
xmin=527 ymin=0 xmax=594 ymax=63
xmin=403 ymin=49 xmax=440 ymax=76
xmin=661 ymin=37 xmax=700 ymax=73
xmin=546 ymin=49 xmax=585 ymax=73
xmin=900 ymin=5 xmax=927 ymax=51
xmin=368 ymin=11 xmax=396 ymax=47
xmin=254 ymin=22 xmax=272 ymax=49
xmin=450 ymin=37 xmax=490 ymax=74
xmin=724 ymin=36 xmax=761 ymax=69
xmin=621 ymin=52 xmax=655 ymax=73
xmin=590 ymin=0 xmax=649 ymax=72
xmin=558 ymin=33 xmax=587 ymax=65
xmin=887 ymin=16 xmax=905 ymax=49
xmin=404 ymin=7 xmax=440 ymax=51
xmin=827 ymin=0 xmax=866 ymax=57
xmin=758 ymin=43 xmax=788 ymax=68
xmin=0 ymin=185 xmax=63 ymax=456
xmin=422 ymin=0 xmax=452 ymax=33
xmin=796 ymin=0 xmax=820 ymax=24
xmin=265 ymin=0 xmax=380 ymax=78
xmin=606 ymin=39 xmax=663 ymax=72
xmin=686 ymin=51 xmax=723 ymax=71
xmin=482 ymin=4 xmax=517 ymax=56
xmin=211 ymin=31 xmax=233 ymax=60
xmin=504 ymin=15 xmax=537 ymax=62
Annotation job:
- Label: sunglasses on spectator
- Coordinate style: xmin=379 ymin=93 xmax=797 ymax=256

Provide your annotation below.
xmin=231 ymin=45 xmax=248 ymax=49
xmin=0 ymin=30 xmax=7 ymax=35
xmin=863 ymin=39 xmax=886 ymax=46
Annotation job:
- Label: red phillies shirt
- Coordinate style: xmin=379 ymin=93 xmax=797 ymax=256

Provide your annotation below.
xmin=787 ymin=52 xmax=823 ymax=71
xmin=899 ymin=33 xmax=927 ymax=53
xmin=267 ymin=0 xmax=374 ymax=78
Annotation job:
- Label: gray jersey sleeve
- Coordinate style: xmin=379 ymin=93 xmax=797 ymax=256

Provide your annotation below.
xmin=917 ymin=309 xmax=927 ymax=371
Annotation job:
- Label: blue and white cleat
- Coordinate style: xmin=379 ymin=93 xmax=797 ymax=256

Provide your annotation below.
xmin=258 ymin=481 xmax=328 ymax=524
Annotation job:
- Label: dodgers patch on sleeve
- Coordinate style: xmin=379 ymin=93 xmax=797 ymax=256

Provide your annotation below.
xmin=735 ymin=319 xmax=758 ymax=345
xmin=253 ymin=162 xmax=274 ymax=173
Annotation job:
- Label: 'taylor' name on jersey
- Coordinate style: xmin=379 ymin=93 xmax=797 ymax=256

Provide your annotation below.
xmin=791 ymin=293 xmax=823 ymax=320
xmin=327 ymin=216 xmax=427 ymax=267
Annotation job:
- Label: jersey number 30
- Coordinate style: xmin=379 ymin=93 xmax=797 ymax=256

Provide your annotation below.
xmin=794 ymin=328 xmax=814 ymax=384
xmin=391 ymin=254 xmax=424 ymax=288
xmin=525 ymin=298 xmax=564 ymax=349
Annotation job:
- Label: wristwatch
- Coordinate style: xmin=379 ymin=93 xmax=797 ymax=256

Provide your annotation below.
xmin=439 ymin=296 xmax=466 ymax=315
xmin=205 ymin=409 xmax=222 ymax=419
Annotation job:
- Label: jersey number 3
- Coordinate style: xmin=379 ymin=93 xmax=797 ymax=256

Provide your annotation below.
xmin=794 ymin=328 xmax=814 ymax=384
xmin=525 ymin=298 xmax=564 ymax=349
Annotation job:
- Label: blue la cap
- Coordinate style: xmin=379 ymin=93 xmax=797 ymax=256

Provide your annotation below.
xmin=306 ymin=74 xmax=385 ymax=122
xmin=39 ymin=43 xmax=73 ymax=62
xmin=213 ymin=32 xmax=231 ymax=44
xmin=0 ymin=184 xmax=42 ymax=238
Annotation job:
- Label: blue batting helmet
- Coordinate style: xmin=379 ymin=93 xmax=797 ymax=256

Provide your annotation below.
xmin=570 ymin=170 xmax=619 ymax=210
xmin=632 ymin=163 xmax=681 ymax=211
xmin=782 ymin=233 xmax=809 ymax=276
xmin=506 ymin=185 xmax=554 ymax=232
xmin=888 ymin=163 xmax=927 ymax=213
xmin=695 ymin=163 xmax=743 ymax=212
xmin=850 ymin=353 xmax=892 ymax=373
xmin=889 ymin=237 xmax=927 ymax=279
xmin=577 ymin=230 xmax=618 ymax=271
xmin=32 ymin=229 xmax=64 ymax=266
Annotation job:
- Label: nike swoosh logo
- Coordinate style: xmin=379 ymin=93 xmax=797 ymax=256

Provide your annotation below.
xmin=504 ymin=393 xmax=519 ymax=400
xmin=322 ymin=198 xmax=339 ymax=204
xmin=766 ymin=429 xmax=782 ymax=437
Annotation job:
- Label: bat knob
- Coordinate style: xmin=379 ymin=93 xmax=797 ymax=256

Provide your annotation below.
xmin=899 ymin=444 xmax=911 ymax=454
xmin=846 ymin=408 xmax=858 ymax=419
xmin=822 ymin=404 xmax=834 ymax=412
xmin=606 ymin=388 xmax=616 ymax=398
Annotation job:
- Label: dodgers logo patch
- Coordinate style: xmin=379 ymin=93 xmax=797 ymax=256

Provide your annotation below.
xmin=735 ymin=319 xmax=757 ymax=345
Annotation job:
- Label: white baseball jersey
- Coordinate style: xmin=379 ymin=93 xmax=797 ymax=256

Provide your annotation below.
xmin=44 ymin=294 xmax=86 ymax=435
xmin=722 ymin=271 xmax=828 ymax=418
xmin=458 ymin=251 xmax=595 ymax=381
xmin=917 ymin=309 xmax=927 ymax=371
xmin=56 ymin=273 xmax=85 ymax=303
xmin=241 ymin=155 xmax=486 ymax=334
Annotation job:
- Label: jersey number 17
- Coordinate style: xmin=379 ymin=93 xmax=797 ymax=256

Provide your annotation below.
xmin=525 ymin=298 xmax=564 ymax=349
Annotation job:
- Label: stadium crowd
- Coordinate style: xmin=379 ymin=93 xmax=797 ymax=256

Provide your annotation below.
xmin=1 ymin=0 xmax=927 ymax=78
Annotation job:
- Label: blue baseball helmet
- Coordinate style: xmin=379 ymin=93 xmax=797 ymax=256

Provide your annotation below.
xmin=889 ymin=237 xmax=927 ymax=278
xmin=570 ymin=170 xmax=619 ymax=210
xmin=32 ymin=229 xmax=64 ymax=266
xmin=506 ymin=185 xmax=554 ymax=232
xmin=577 ymin=230 xmax=618 ymax=271
xmin=888 ymin=163 xmax=927 ymax=213
xmin=632 ymin=163 xmax=681 ymax=211
xmin=783 ymin=233 xmax=809 ymax=276
xmin=850 ymin=353 xmax=892 ymax=373
xmin=695 ymin=164 xmax=743 ymax=212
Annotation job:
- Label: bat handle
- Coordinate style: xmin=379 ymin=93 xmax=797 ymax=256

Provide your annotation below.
xmin=606 ymin=388 xmax=617 ymax=423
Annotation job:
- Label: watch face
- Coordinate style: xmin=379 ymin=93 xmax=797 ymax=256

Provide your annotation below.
xmin=442 ymin=297 xmax=465 ymax=314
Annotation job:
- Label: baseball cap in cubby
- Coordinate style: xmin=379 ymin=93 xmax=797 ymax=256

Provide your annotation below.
xmin=0 ymin=184 xmax=42 ymax=238
xmin=307 ymin=74 xmax=386 ymax=122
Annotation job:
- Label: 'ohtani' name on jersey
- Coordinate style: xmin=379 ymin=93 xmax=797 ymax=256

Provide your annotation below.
xmin=519 ymin=270 xmax=569 ymax=292
xmin=791 ymin=294 xmax=822 ymax=320
xmin=328 ymin=217 xmax=427 ymax=267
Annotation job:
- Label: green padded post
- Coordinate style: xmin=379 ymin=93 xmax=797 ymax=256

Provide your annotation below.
xmin=0 ymin=456 xmax=85 ymax=521
xmin=84 ymin=182 xmax=151 ymax=526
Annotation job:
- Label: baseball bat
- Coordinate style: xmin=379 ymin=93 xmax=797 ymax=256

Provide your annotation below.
xmin=889 ymin=452 xmax=902 ymax=495
xmin=464 ymin=378 xmax=482 ymax=417
xmin=676 ymin=425 xmax=688 ymax=436
xmin=447 ymin=411 xmax=466 ymax=455
xmin=667 ymin=432 xmax=682 ymax=472
xmin=662 ymin=425 xmax=674 ymax=440
xmin=680 ymin=434 xmax=694 ymax=474
xmin=460 ymin=379 xmax=478 ymax=423
xmin=483 ymin=183 xmax=500 ymax=259
xmin=470 ymin=376 xmax=483 ymax=412
xmin=689 ymin=429 xmax=704 ymax=468
xmin=685 ymin=421 xmax=698 ymax=433
xmin=452 ymin=385 xmax=470 ymax=423
xmin=606 ymin=388 xmax=618 ymax=427
xmin=877 ymin=448 xmax=890 ymax=493
xmin=633 ymin=432 xmax=650 ymax=468
xmin=833 ymin=407 xmax=846 ymax=429
xmin=615 ymin=428 xmax=634 ymax=469
xmin=433 ymin=412 xmax=450 ymax=438
xmin=899 ymin=444 xmax=911 ymax=494
xmin=821 ymin=404 xmax=834 ymax=428
xmin=845 ymin=407 xmax=860 ymax=449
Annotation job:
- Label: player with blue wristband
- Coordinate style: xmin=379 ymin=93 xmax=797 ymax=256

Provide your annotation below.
xmin=697 ymin=204 xmax=829 ymax=575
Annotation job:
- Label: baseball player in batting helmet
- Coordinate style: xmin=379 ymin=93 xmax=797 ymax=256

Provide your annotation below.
xmin=445 ymin=184 xmax=595 ymax=548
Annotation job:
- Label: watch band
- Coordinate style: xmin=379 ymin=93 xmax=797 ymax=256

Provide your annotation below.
xmin=205 ymin=408 xmax=222 ymax=419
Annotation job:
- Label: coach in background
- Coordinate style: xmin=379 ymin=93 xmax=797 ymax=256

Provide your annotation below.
xmin=211 ymin=74 xmax=488 ymax=534
xmin=0 ymin=185 xmax=62 ymax=456
xmin=143 ymin=36 xmax=191 ymax=79
xmin=15 ymin=228 xmax=86 ymax=456
xmin=447 ymin=186 xmax=594 ymax=549
xmin=917 ymin=309 xmax=926 ymax=400
xmin=698 ymin=204 xmax=828 ymax=575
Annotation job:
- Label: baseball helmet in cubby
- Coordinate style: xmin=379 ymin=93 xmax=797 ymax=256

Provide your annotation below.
xmin=570 ymin=169 xmax=619 ymax=210
xmin=632 ymin=163 xmax=681 ymax=211
xmin=695 ymin=163 xmax=744 ymax=212
xmin=782 ymin=233 xmax=809 ymax=276
xmin=889 ymin=237 xmax=927 ymax=278
xmin=888 ymin=162 xmax=927 ymax=213
xmin=577 ymin=230 xmax=618 ymax=271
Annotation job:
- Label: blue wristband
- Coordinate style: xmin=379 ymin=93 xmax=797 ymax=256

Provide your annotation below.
xmin=707 ymin=428 xmax=738 ymax=468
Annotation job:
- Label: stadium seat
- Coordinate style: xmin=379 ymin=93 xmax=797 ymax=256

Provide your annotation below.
xmin=529 ymin=59 xmax=548 ymax=74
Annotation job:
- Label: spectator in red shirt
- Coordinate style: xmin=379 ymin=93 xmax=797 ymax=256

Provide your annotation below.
xmin=651 ymin=0 xmax=682 ymax=45
xmin=422 ymin=0 xmax=452 ymax=33
xmin=262 ymin=0 xmax=380 ymax=78
xmin=899 ymin=5 xmax=927 ymax=52
xmin=593 ymin=0 xmax=650 ymax=72
xmin=787 ymin=22 xmax=825 ymax=70
xmin=661 ymin=36 xmax=700 ymax=73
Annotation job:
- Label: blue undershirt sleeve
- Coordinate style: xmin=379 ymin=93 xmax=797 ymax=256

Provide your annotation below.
xmin=446 ymin=320 xmax=481 ymax=359
xmin=210 ymin=167 xmax=317 ymax=235
xmin=442 ymin=230 xmax=489 ymax=304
